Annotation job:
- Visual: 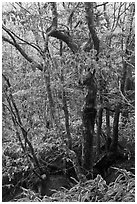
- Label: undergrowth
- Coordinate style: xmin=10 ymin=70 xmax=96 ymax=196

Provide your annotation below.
xmin=12 ymin=168 xmax=135 ymax=202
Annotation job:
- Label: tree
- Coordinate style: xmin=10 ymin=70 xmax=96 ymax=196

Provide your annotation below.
xmin=2 ymin=2 xmax=135 ymax=189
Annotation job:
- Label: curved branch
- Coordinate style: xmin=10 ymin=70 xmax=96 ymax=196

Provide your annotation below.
xmin=2 ymin=25 xmax=16 ymax=44
xmin=49 ymin=30 xmax=78 ymax=53
xmin=43 ymin=2 xmax=78 ymax=54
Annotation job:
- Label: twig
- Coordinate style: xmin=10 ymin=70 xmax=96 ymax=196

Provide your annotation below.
xmin=119 ymin=85 xmax=134 ymax=109
xmin=94 ymin=2 xmax=109 ymax=8
xmin=15 ymin=2 xmax=31 ymax=14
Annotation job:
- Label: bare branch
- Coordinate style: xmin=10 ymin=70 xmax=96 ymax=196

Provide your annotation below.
xmin=2 ymin=25 xmax=16 ymax=44
xmin=94 ymin=2 xmax=109 ymax=8
xmin=119 ymin=88 xmax=134 ymax=109
xmin=2 ymin=25 xmax=42 ymax=54
xmin=15 ymin=2 xmax=31 ymax=14
xmin=3 ymin=74 xmax=42 ymax=172
xmin=2 ymin=27 xmax=43 ymax=70
xmin=111 ymin=2 xmax=125 ymax=31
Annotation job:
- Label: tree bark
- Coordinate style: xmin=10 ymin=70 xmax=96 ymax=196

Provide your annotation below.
xmin=110 ymin=104 xmax=121 ymax=152
xmin=61 ymin=72 xmax=72 ymax=149
xmin=120 ymin=3 xmax=135 ymax=123
xmin=81 ymin=70 xmax=97 ymax=178
xmin=59 ymin=41 xmax=72 ymax=149
xmin=43 ymin=61 xmax=59 ymax=128
xmin=96 ymin=107 xmax=103 ymax=156
xmin=84 ymin=2 xmax=100 ymax=60
xmin=105 ymin=102 xmax=111 ymax=152
xmin=50 ymin=30 xmax=78 ymax=53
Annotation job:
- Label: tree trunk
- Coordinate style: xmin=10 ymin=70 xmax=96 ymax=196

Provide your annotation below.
xmin=43 ymin=56 xmax=59 ymax=129
xmin=82 ymin=106 xmax=96 ymax=178
xmin=84 ymin=2 xmax=100 ymax=60
xmin=62 ymin=89 xmax=72 ymax=149
xmin=121 ymin=3 xmax=135 ymax=123
xmin=96 ymin=107 xmax=103 ymax=156
xmin=110 ymin=104 xmax=121 ymax=153
xmin=105 ymin=103 xmax=111 ymax=151
xmin=60 ymin=42 xmax=72 ymax=149
xmin=81 ymin=70 xmax=97 ymax=178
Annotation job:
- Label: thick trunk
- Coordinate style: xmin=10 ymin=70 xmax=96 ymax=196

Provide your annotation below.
xmin=82 ymin=107 xmax=96 ymax=177
xmin=81 ymin=70 xmax=97 ymax=178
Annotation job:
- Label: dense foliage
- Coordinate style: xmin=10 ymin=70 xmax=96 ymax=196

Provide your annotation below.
xmin=2 ymin=2 xmax=135 ymax=202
